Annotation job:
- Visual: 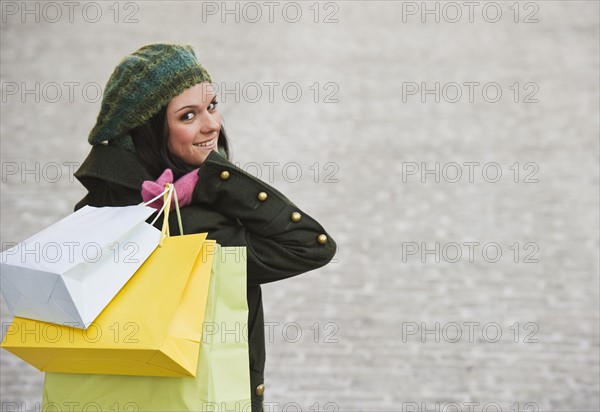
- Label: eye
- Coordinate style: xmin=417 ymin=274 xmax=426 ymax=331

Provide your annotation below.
xmin=180 ymin=111 xmax=195 ymax=121
xmin=208 ymin=100 xmax=219 ymax=111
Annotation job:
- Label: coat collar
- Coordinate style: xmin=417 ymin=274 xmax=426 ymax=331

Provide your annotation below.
xmin=74 ymin=143 xmax=232 ymax=192
xmin=74 ymin=144 xmax=153 ymax=191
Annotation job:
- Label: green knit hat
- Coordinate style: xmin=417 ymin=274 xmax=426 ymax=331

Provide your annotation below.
xmin=88 ymin=43 xmax=212 ymax=151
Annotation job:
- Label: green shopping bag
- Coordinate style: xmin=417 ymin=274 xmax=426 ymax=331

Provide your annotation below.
xmin=42 ymin=244 xmax=251 ymax=411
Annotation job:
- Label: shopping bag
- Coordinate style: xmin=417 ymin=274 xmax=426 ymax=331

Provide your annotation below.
xmin=1 ymin=185 xmax=215 ymax=377
xmin=42 ymin=244 xmax=251 ymax=411
xmin=0 ymin=203 xmax=161 ymax=329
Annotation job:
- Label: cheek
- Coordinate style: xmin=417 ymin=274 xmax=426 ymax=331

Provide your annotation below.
xmin=168 ymin=124 xmax=196 ymax=149
xmin=213 ymin=112 xmax=223 ymax=126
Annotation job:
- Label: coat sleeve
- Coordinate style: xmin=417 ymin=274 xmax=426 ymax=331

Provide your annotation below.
xmin=190 ymin=150 xmax=337 ymax=287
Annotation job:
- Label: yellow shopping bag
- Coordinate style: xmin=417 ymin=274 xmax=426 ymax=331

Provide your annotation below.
xmin=42 ymin=244 xmax=251 ymax=410
xmin=1 ymin=184 xmax=214 ymax=377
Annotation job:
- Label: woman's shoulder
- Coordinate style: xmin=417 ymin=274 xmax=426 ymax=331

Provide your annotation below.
xmin=75 ymin=144 xmax=153 ymax=192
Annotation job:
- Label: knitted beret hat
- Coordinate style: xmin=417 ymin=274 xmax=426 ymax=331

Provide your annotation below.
xmin=88 ymin=43 xmax=212 ymax=151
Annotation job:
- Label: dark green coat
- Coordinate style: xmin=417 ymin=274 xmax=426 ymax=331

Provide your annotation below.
xmin=73 ymin=144 xmax=337 ymax=411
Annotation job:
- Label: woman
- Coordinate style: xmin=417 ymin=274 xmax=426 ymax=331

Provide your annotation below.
xmin=73 ymin=43 xmax=336 ymax=411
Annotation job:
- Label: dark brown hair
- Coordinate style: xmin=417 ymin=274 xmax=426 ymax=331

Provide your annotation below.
xmin=130 ymin=105 xmax=231 ymax=179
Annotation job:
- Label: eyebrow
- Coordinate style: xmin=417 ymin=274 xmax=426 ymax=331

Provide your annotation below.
xmin=174 ymin=96 xmax=218 ymax=113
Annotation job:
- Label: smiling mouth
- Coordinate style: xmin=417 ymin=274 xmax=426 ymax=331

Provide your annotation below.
xmin=193 ymin=137 xmax=217 ymax=148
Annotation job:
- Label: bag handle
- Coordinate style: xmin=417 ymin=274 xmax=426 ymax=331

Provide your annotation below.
xmin=143 ymin=184 xmax=184 ymax=245
xmin=142 ymin=188 xmax=169 ymax=208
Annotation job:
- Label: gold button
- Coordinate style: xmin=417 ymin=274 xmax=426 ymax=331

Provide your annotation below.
xmin=291 ymin=212 xmax=301 ymax=222
xmin=257 ymin=192 xmax=268 ymax=201
xmin=317 ymin=234 xmax=328 ymax=244
xmin=220 ymin=171 xmax=230 ymax=180
xmin=255 ymin=383 xmax=265 ymax=396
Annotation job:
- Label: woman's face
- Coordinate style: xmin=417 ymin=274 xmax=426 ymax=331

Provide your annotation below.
xmin=166 ymin=82 xmax=221 ymax=166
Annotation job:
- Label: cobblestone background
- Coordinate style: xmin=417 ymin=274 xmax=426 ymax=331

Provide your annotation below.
xmin=1 ymin=1 xmax=599 ymax=411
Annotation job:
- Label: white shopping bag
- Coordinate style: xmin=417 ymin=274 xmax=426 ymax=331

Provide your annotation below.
xmin=0 ymin=204 xmax=162 ymax=329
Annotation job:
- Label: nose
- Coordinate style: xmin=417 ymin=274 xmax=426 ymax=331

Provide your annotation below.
xmin=198 ymin=110 xmax=220 ymax=134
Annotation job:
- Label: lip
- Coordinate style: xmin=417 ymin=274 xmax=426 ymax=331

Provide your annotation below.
xmin=193 ymin=136 xmax=217 ymax=148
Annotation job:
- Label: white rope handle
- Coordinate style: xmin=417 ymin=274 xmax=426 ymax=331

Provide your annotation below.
xmin=141 ymin=187 xmax=170 ymax=207
xmin=149 ymin=187 xmax=171 ymax=226
xmin=142 ymin=185 xmax=185 ymax=236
